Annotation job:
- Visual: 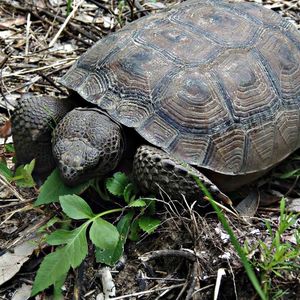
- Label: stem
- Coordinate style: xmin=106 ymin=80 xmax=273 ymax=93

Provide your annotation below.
xmin=79 ymin=208 xmax=124 ymax=234
xmin=91 ymin=179 xmax=111 ymax=201
xmin=86 ymin=208 xmax=124 ymax=225
xmin=96 ymin=208 xmax=124 ymax=218
xmin=11 ymin=175 xmax=24 ymax=180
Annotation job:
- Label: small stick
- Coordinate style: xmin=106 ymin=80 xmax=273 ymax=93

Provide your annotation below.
xmin=0 ymin=198 xmax=34 ymax=208
xmin=37 ymin=71 xmax=69 ymax=96
xmin=33 ymin=9 xmax=93 ymax=46
xmin=0 ymin=175 xmax=26 ymax=204
xmin=109 ymin=284 xmax=185 ymax=300
xmin=213 ymin=268 xmax=226 ymax=300
xmin=2 ymin=58 xmax=75 ymax=78
xmin=41 ymin=7 xmax=99 ymax=41
xmin=140 ymin=249 xmax=197 ymax=262
xmin=49 ymin=0 xmax=85 ymax=48
xmin=88 ymin=0 xmax=116 ymax=15
xmin=25 ymin=13 xmax=31 ymax=60
xmin=185 ymin=261 xmax=199 ymax=300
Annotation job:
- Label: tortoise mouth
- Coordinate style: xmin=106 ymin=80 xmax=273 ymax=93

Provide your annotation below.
xmin=59 ymin=164 xmax=83 ymax=186
xmin=57 ymin=157 xmax=90 ymax=186
xmin=57 ymin=158 xmax=101 ymax=186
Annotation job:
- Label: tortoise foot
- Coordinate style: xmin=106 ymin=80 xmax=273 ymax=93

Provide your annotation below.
xmin=133 ymin=145 xmax=230 ymax=204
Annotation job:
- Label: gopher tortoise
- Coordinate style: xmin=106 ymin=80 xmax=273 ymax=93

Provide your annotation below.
xmin=12 ymin=0 xmax=300 ymax=202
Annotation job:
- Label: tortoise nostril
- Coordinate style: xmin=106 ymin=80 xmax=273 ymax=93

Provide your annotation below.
xmin=61 ymin=165 xmax=77 ymax=180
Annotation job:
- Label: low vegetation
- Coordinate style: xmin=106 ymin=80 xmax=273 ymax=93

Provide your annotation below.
xmin=0 ymin=156 xmax=299 ymax=299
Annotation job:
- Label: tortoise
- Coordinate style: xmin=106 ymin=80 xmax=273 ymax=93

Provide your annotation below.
xmin=11 ymin=0 xmax=300 ymax=202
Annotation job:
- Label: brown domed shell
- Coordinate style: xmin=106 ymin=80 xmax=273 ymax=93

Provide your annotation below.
xmin=59 ymin=0 xmax=300 ymax=176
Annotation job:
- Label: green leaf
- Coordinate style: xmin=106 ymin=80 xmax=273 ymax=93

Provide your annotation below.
xmin=59 ymin=195 xmax=94 ymax=220
xmin=65 ymin=225 xmax=88 ymax=268
xmin=129 ymin=199 xmax=146 ymax=207
xmin=46 ymin=229 xmax=75 ymax=245
xmin=4 ymin=143 xmax=14 ymax=153
xmin=24 ymin=159 xmax=35 ymax=174
xmin=95 ymin=211 xmax=134 ymax=265
xmin=46 ymin=225 xmax=88 ymax=268
xmin=53 ymin=272 xmax=68 ymax=300
xmin=31 ymin=247 xmax=70 ymax=296
xmin=116 ymin=211 xmax=134 ymax=238
xmin=37 ymin=216 xmax=60 ymax=233
xmin=123 ymin=183 xmax=136 ymax=203
xmin=34 ymin=169 xmax=91 ymax=206
xmin=89 ymin=217 xmax=119 ymax=250
xmin=105 ymin=172 xmax=129 ymax=196
xmin=11 ymin=160 xmax=36 ymax=187
xmin=144 ymin=198 xmax=157 ymax=215
xmin=129 ymin=218 xmax=140 ymax=241
xmin=138 ymin=216 xmax=160 ymax=234
xmin=66 ymin=0 xmax=72 ymax=15
xmin=0 ymin=160 xmax=13 ymax=181
xmin=13 ymin=164 xmax=36 ymax=188
xmin=46 ymin=224 xmax=88 ymax=267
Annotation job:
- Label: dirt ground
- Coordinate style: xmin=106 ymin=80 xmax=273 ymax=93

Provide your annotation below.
xmin=0 ymin=0 xmax=299 ymax=299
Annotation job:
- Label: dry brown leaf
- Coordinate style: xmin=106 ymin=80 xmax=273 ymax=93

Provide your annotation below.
xmin=0 ymin=119 xmax=12 ymax=139
xmin=235 ymin=191 xmax=260 ymax=217
xmin=11 ymin=283 xmax=32 ymax=300
xmin=0 ymin=239 xmax=37 ymax=285
xmin=48 ymin=0 xmax=65 ymax=6
xmin=0 ymin=16 xmax=26 ymax=29
xmin=259 ymin=191 xmax=281 ymax=207
xmin=282 ymin=234 xmax=297 ymax=245
xmin=0 ymin=30 xmax=15 ymax=40
xmin=287 ymin=198 xmax=300 ymax=212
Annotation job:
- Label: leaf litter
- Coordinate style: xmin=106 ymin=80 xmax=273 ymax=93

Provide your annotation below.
xmin=0 ymin=0 xmax=299 ymax=299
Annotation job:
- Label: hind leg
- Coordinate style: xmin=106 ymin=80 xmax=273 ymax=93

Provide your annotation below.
xmin=133 ymin=145 xmax=230 ymax=204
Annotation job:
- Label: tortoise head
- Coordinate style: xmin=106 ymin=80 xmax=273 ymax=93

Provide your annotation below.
xmin=52 ymin=108 xmax=124 ymax=185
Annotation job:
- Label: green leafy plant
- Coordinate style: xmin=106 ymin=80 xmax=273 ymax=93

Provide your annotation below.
xmin=32 ymin=194 xmax=121 ymax=295
xmin=244 ymin=198 xmax=300 ymax=299
xmin=0 ymin=159 xmax=36 ymax=187
xmin=32 ymin=171 xmax=160 ymax=296
xmin=66 ymin=0 xmax=72 ymax=15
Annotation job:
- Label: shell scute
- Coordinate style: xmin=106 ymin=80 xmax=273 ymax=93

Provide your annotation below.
xmin=133 ymin=23 xmax=223 ymax=66
xmin=156 ymin=69 xmax=231 ymax=133
xmin=205 ymin=129 xmax=245 ymax=174
xmin=256 ymin=32 xmax=300 ymax=104
xmin=170 ymin=1 xmax=261 ymax=47
xmin=213 ymin=51 xmax=280 ymax=121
